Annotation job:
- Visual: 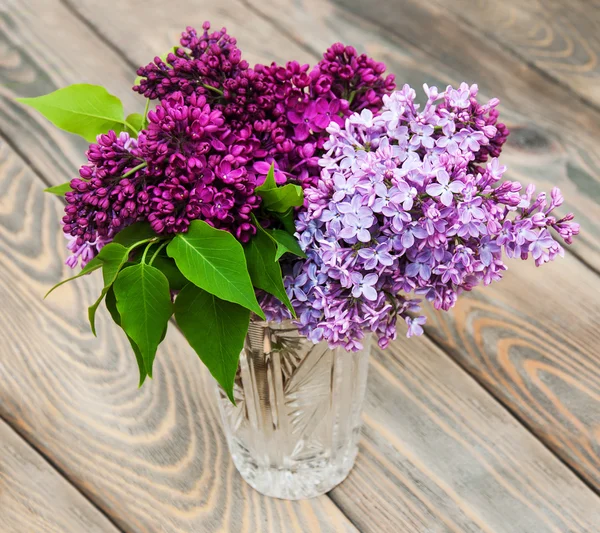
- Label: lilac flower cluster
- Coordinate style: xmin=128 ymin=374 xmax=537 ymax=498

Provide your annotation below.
xmin=133 ymin=22 xmax=395 ymax=186
xmin=139 ymin=92 xmax=261 ymax=239
xmin=64 ymin=23 xmax=395 ymax=267
xmin=63 ymin=131 xmax=145 ymax=266
xmin=271 ymin=83 xmax=579 ymax=350
xmin=63 ymin=92 xmax=264 ymax=265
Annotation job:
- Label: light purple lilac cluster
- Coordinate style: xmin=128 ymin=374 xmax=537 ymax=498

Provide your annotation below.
xmin=265 ymin=83 xmax=579 ymax=350
xmin=64 ymin=23 xmax=395 ymax=267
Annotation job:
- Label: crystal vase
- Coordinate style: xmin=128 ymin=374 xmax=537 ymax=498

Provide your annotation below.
xmin=215 ymin=319 xmax=371 ymax=500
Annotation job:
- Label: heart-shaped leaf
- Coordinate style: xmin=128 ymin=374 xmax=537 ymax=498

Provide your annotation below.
xmin=175 ymin=284 xmax=250 ymax=402
xmin=255 ymin=163 xmax=277 ymax=193
xmin=151 ymin=255 xmax=188 ymax=291
xmin=255 ymin=164 xmax=304 ymax=213
xmin=113 ymin=262 xmax=173 ymax=377
xmin=16 ymin=84 xmax=134 ymax=142
xmin=87 ymin=243 xmax=130 ymax=335
xmin=245 ymin=226 xmax=295 ymax=316
xmin=105 ymin=287 xmax=148 ymax=386
xmin=125 ymin=113 xmax=144 ymax=137
xmin=167 ymin=220 xmax=264 ymax=318
xmin=112 ymin=222 xmax=158 ymax=248
xmin=259 ymin=184 xmax=304 ymax=213
xmin=44 ymin=182 xmax=72 ymax=196
xmin=268 ymin=229 xmax=306 ymax=261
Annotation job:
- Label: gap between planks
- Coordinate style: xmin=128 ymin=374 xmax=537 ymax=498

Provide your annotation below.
xmin=0 ymin=412 xmax=126 ymax=533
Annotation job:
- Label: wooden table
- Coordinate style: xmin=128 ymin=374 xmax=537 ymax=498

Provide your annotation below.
xmin=1 ymin=0 xmax=600 ymax=531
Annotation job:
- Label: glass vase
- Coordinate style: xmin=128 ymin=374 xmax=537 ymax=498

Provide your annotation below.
xmin=215 ymin=319 xmax=371 ymax=500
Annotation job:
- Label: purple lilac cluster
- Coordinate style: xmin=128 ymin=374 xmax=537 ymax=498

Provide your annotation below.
xmin=133 ymin=22 xmax=395 ymax=186
xmin=63 ymin=92 xmax=264 ymax=265
xmin=63 ymin=131 xmax=144 ymax=266
xmin=64 ymin=23 xmax=395 ymax=268
xmin=270 ymin=83 xmax=579 ymax=350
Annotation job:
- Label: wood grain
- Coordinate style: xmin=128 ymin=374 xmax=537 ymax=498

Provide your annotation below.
xmin=2 ymin=0 xmax=600 ymax=531
xmin=432 ymin=0 xmax=600 ymax=109
xmin=421 ymin=254 xmax=600 ymax=490
xmin=0 ymin=418 xmax=118 ymax=533
xmin=0 ymin=0 xmax=142 ymax=183
xmin=0 ymin=140 xmax=357 ymax=533
xmin=331 ymin=338 xmax=600 ymax=532
xmin=3 ymin=139 xmax=600 ymax=532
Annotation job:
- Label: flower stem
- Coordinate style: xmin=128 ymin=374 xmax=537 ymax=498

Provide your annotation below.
xmin=202 ymin=83 xmax=224 ymax=96
xmin=122 ymin=161 xmax=148 ymax=179
xmin=141 ymin=241 xmax=155 ymax=264
xmin=127 ymin=237 xmax=159 ymax=254
xmin=149 ymin=241 xmax=169 ymax=266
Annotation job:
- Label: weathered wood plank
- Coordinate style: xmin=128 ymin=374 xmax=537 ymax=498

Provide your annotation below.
xmin=0 ymin=140 xmax=357 ymax=533
xmin=0 ymin=0 xmax=141 ymax=182
xmin=330 ymin=338 xmax=600 ymax=532
xmin=3 ymin=139 xmax=600 ymax=532
xmin=432 ymin=0 xmax=600 ymax=109
xmin=421 ymin=254 xmax=600 ymax=490
xmin=0 ymin=418 xmax=119 ymax=533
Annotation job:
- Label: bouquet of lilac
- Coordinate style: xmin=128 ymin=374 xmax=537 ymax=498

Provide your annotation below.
xmin=17 ymin=22 xmax=579 ymax=402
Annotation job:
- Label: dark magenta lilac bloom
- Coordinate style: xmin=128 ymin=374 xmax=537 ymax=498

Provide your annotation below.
xmin=65 ymin=22 xmax=395 ymax=267
xmin=134 ymin=22 xmax=395 ymax=189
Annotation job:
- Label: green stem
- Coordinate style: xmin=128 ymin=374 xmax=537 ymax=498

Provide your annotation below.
xmin=149 ymin=241 xmax=168 ymax=266
xmin=140 ymin=241 xmax=154 ymax=264
xmin=127 ymin=237 xmax=159 ymax=253
xmin=202 ymin=83 xmax=224 ymax=96
xmin=122 ymin=161 xmax=147 ymax=179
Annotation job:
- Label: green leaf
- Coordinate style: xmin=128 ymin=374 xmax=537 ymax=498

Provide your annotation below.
xmin=259 ymin=184 xmax=304 ymax=213
xmin=45 ymin=256 xmax=103 ymax=298
xmin=87 ymin=243 xmax=130 ymax=336
xmin=244 ymin=227 xmax=295 ymax=317
xmin=276 ymin=208 xmax=297 ymax=235
xmin=113 ymin=263 xmax=173 ymax=377
xmin=151 ymin=255 xmax=188 ymax=291
xmin=255 ymin=163 xmax=277 ymax=193
xmin=105 ymin=287 xmax=147 ymax=386
xmin=112 ymin=222 xmax=157 ymax=248
xmin=255 ymin=163 xmax=304 ymax=213
xmin=16 ymin=84 xmax=132 ymax=142
xmin=175 ymin=284 xmax=250 ymax=402
xmin=44 ymin=182 xmax=71 ymax=196
xmin=268 ymin=229 xmax=306 ymax=261
xmin=125 ymin=113 xmax=144 ymax=137
xmin=166 ymin=220 xmax=265 ymax=318
xmin=98 ymin=243 xmax=131 ymax=286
